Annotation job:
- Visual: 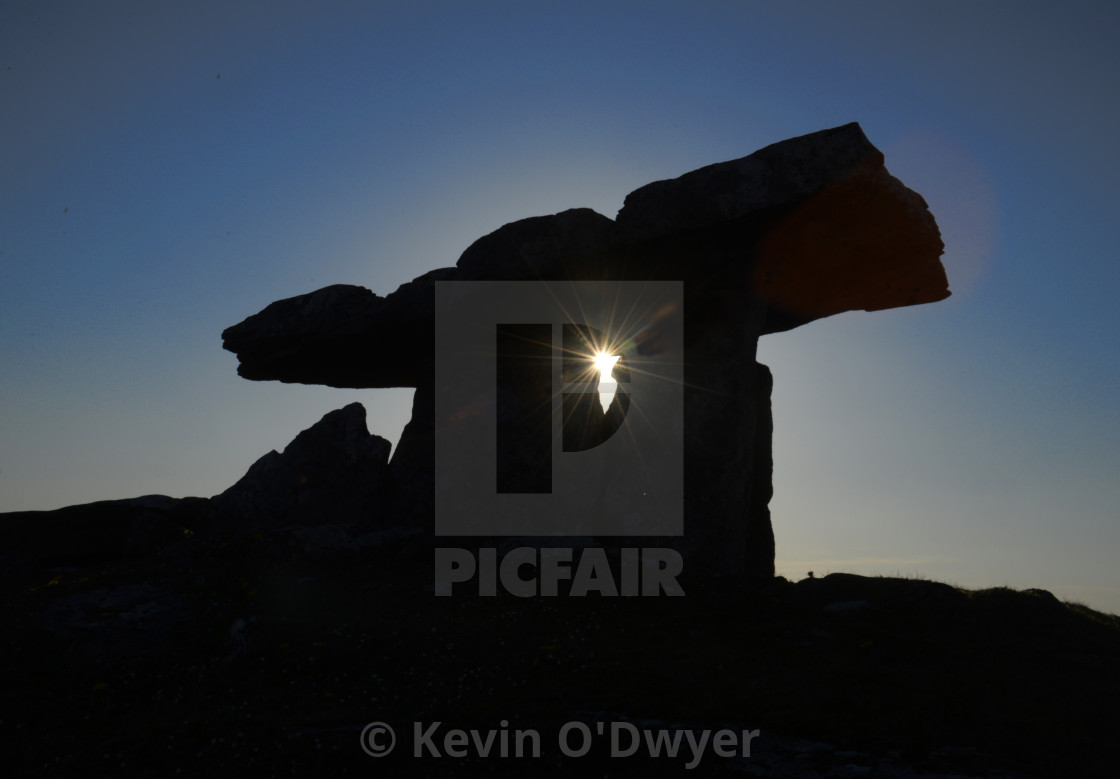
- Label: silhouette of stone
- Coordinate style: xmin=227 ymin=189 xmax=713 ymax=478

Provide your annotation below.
xmin=202 ymin=402 xmax=392 ymax=536
xmin=221 ymin=123 xmax=949 ymax=579
xmin=222 ymin=277 xmax=444 ymax=389
xmin=0 ymin=405 xmax=398 ymax=571
xmin=614 ymin=124 xmax=948 ymax=332
xmin=0 ymin=494 xmax=205 ymax=569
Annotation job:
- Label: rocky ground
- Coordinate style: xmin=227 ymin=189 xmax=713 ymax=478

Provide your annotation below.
xmin=3 ymin=524 xmax=1117 ymax=778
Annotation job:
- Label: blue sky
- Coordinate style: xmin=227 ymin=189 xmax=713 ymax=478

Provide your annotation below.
xmin=3 ymin=1 xmax=1118 ymax=612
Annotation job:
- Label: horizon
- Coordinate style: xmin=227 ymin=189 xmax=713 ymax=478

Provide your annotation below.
xmin=2 ymin=1 xmax=1118 ymax=613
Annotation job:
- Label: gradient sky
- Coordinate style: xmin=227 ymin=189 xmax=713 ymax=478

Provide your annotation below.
xmin=3 ymin=1 xmax=1118 ymax=612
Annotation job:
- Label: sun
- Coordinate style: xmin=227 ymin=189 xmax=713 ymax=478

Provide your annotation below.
xmin=592 ymin=350 xmax=620 ymax=380
xmin=591 ymin=351 xmax=620 ymax=414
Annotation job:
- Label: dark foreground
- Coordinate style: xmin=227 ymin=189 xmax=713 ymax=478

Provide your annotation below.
xmin=3 ymin=529 xmax=1117 ymax=778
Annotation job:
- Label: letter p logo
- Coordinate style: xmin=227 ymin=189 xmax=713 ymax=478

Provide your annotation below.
xmin=495 ymin=323 xmax=631 ymax=494
xmin=435 ymin=281 xmax=683 ymax=537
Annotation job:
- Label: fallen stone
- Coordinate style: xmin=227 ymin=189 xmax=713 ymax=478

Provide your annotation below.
xmin=202 ymin=402 xmax=392 ymax=537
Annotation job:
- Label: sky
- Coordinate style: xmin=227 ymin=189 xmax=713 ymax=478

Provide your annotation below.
xmin=3 ymin=1 xmax=1118 ymax=612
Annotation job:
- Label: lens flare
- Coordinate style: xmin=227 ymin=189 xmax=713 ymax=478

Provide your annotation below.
xmin=593 ymin=351 xmax=620 ymax=413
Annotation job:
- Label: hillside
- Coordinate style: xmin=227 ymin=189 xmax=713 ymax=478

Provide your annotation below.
xmin=3 ymin=526 xmax=1117 ymax=777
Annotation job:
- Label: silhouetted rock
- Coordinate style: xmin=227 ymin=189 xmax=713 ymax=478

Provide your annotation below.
xmin=613 ymin=122 xmax=948 ymax=332
xmin=0 ymin=406 xmax=397 ymax=571
xmin=221 ymin=123 xmax=950 ymax=579
xmin=0 ymin=494 xmax=205 ymax=570
xmin=222 ymin=270 xmax=456 ymax=389
xmin=202 ymin=402 xmax=392 ymax=537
